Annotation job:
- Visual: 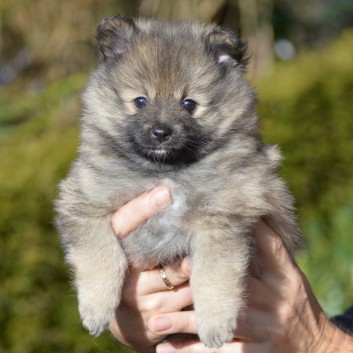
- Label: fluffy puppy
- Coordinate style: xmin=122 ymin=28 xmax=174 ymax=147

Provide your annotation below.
xmin=55 ymin=15 xmax=302 ymax=348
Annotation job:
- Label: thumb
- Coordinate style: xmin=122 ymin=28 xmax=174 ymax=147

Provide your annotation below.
xmin=111 ymin=186 xmax=171 ymax=238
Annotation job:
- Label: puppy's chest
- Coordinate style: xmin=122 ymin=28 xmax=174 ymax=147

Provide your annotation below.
xmin=120 ymin=183 xmax=193 ymax=267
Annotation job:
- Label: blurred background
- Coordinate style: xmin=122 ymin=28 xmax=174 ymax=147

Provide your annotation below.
xmin=0 ymin=0 xmax=352 ymax=352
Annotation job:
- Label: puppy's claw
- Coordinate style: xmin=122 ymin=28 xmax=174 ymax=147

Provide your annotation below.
xmin=82 ymin=314 xmax=108 ymax=337
xmin=197 ymin=317 xmax=236 ymax=348
xmin=79 ymin=301 xmax=113 ymax=337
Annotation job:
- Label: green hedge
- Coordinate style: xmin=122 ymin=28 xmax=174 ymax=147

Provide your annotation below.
xmin=0 ymin=74 xmax=130 ymax=353
xmin=1 ymin=29 xmax=353 ymax=353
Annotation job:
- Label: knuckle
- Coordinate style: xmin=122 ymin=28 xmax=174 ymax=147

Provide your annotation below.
xmin=278 ymin=302 xmax=292 ymax=322
xmin=180 ymin=312 xmax=195 ymax=333
xmin=271 ymin=236 xmax=285 ymax=256
xmin=143 ymin=297 xmax=163 ymax=313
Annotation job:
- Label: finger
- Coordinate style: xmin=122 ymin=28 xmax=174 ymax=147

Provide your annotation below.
xmin=148 ymin=310 xmax=196 ymax=336
xmin=157 ymin=283 xmax=193 ymax=312
xmin=157 ymin=337 xmax=249 ymax=353
xmin=254 ymin=221 xmax=297 ymax=278
xmin=127 ymin=258 xmax=191 ymax=297
xmin=157 ymin=338 xmax=207 ymax=353
xmin=245 ymin=276 xmax=276 ymax=310
xmin=234 ymin=307 xmax=274 ymax=341
xmin=149 ymin=306 xmax=269 ymax=345
xmin=134 ymin=281 xmax=193 ymax=315
xmin=111 ymin=186 xmax=171 ymax=238
xmin=110 ymin=305 xmax=165 ymax=352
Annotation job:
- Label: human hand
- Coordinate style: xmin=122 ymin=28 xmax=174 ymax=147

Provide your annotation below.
xmin=110 ymin=190 xmax=353 ymax=353
xmin=150 ymin=222 xmax=353 ymax=353
xmin=109 ymin=186 xmax=192 ymax=353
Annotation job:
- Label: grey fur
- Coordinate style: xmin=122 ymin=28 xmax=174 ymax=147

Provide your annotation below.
xmin=55 ymin=16 xmax=302 ymax=349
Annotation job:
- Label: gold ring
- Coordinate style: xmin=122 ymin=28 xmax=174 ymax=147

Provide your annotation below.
xmin=158 ymin=264 xmax=175 ymax=289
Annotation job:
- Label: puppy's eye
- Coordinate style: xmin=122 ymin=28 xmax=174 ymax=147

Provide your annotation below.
xmin=134 ymin=97 xmax=148 ymax=109
xmin=181 ymin=99 xmax=197 ymax=112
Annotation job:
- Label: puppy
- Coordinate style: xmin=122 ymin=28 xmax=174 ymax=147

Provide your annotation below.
xmin=55 ymin=15 xmax=302 ymax=348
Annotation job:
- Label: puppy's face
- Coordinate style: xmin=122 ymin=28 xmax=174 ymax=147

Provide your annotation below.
xmin=124 ymin=95 xmax=207 ymax=165
xmin=83 ymin=16 xmax=254 ymax=169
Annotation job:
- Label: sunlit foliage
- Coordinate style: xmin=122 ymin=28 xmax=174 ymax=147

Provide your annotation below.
xmin=0 ymin=23 xmax=352 ymax=353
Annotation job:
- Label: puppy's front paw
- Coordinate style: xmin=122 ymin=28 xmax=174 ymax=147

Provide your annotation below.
xmin=79 ymin=300 xmax=113 ymax=336
xmin=197 ymin=313 xmax=236 ymax=348
xmin=78 ymin=287 xmax=118 ymax=336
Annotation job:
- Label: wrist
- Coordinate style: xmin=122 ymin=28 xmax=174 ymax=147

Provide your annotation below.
xmin=327 ymin=324 xmax=353 ymax=352
xmin=314 ymin=318 xmax=353 ymax=353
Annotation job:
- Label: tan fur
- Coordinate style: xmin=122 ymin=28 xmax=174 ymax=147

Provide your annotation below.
xmin=55 ymin=16 xmax=302 ymax=348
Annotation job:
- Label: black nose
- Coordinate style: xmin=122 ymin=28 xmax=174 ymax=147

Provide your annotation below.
xmin=151 ymin=124 xmax=172 ymax=143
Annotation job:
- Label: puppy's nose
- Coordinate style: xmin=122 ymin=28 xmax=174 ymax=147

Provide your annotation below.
xmin=151 ymin=124 xmax=172 ymax=143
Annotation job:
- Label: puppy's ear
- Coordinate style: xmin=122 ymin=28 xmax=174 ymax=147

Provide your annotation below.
xmin=206 ymin=28 xmax=247 ymax=68
xmin=96 ymin=15 xmax=138 ymax=63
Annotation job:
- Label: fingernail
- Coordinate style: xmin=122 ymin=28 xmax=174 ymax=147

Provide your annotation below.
xmin=150 ymin=187 xmax=171 ymax=209
xmin=152 ymin=317 xmax=172 ymax=332
xmin=156 ymin=342 xmax=175 ymax=353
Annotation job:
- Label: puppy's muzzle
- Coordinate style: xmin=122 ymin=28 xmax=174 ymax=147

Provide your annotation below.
xmin=151 ymin=123 xmax=172 ymax=144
